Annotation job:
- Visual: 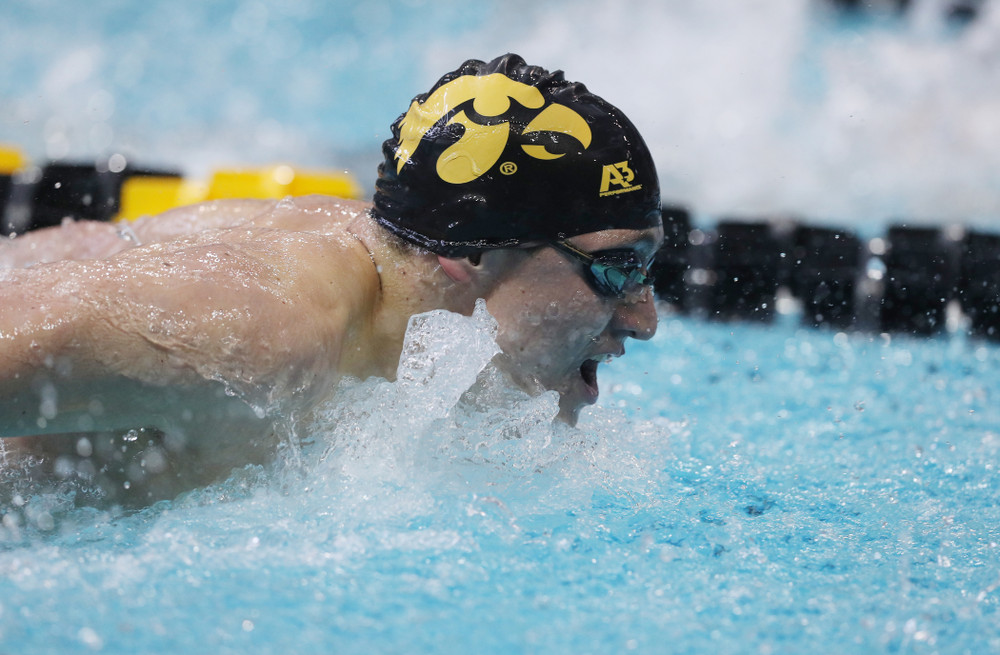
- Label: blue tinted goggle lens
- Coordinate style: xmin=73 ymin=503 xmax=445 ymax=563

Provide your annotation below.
xmin=589 ymin=250 xmax=652 ymax=297
xmin=550 ymin=241 xmax=653 ymax=299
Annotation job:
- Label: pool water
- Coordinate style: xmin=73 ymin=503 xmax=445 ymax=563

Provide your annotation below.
xmin=3 ymin=0 xmax=1000 ymax=652
xmin=0 ymin=304 xmax=998 ymax=653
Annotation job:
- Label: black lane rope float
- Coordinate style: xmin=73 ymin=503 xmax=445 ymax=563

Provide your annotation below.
xmin=655 ymin=205 xmax=1000 ymax=340
xmin=2 ymin=155 xmax=998 ymax=341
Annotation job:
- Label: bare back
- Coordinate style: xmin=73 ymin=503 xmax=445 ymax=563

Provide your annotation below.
xmin=0 ymin=195 xmax=385 ymax=500
xmin=0 ymin=195 xmax=369 ymax=268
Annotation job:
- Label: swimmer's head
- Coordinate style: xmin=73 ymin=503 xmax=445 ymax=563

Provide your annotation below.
xmin=372 ymin=54 xmax=661 ymax=257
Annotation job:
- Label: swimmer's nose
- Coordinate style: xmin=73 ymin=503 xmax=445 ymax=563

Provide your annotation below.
xmin=612 ymin=286 xmax=657 ymax=340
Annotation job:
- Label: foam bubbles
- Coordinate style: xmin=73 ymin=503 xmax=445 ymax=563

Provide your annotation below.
xmin=287 ymin=300 xmax=670 ymax=533
xmin=395 ymin=299 xmax=501 ymax=418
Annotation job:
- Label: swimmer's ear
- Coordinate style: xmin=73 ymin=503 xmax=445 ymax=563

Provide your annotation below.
xmin=437 ymin=255 xmax=481 ymax=283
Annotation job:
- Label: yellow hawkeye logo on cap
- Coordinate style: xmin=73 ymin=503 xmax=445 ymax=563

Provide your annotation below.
xmin=395 ymin=73 xmax=593 ymax=185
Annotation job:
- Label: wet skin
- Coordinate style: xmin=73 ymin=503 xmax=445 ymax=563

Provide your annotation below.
xmin=0 ymin=196 xmax=662 ymax=500
xmin=483 ymin=226 xmax=664 ymax=424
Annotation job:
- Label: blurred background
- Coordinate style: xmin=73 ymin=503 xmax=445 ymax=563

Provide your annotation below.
xmin=2 ymin=0 xmax=998 ymax=231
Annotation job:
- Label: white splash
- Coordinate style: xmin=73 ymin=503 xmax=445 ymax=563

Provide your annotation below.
xmin=290 ymin=299 xmax=667 ymax=524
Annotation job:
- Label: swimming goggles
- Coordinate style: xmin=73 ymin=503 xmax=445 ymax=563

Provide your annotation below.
xmin=549 ymin=240 xmax=655 ymax=301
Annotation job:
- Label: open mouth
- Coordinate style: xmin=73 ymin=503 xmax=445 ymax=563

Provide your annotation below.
xmin=580 ymin=359 xmax=600 ymax=394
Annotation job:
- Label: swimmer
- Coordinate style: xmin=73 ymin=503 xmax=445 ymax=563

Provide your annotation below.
xmin=0 ymin=54 xmax=663 ymax=502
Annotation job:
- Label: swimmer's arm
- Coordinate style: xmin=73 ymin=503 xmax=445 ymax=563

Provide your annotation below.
xmin=0 ymin=376 xmax=261 ymax=438
xmin=0 ymin=268 xmax=265 ymax=437
xmin=0 ymin=235 xmax=349 ymax=438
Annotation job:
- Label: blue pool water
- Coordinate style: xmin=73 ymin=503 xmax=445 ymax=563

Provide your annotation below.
xmin=3 ymin=0 xmax=1000 ymax=653
xmin=1 ymin=305 xmax=999 ymax=653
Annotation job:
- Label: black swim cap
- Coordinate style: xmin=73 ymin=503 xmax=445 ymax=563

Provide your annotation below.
xmin=372 ymin=54 xmax=661 ymax=257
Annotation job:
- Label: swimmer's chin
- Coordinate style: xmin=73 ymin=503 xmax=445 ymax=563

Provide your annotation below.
xmin=556 ymin=403 xmax=582 ymax=427
xmin=490 ymin=354 xmax=588 ymax=426
xmin=556 ymin=392 xmax=593 ymax=426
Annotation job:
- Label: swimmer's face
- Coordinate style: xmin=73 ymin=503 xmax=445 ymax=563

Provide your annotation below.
xmin=484 ymin=224 xmax=664 ymax=424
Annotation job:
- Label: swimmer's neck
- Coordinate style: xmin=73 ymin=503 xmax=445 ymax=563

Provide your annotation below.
xmin=341 ymin=211 xmax=483 ymax=381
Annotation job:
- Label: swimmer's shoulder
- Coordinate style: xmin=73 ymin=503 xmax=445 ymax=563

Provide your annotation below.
xmin=130 ymin=198 xmax=276 ymax=243
xmin=251 ymin=195 xmax=372 ymax=234
xmin=130 ymin=195 xmax=372 ymax=242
